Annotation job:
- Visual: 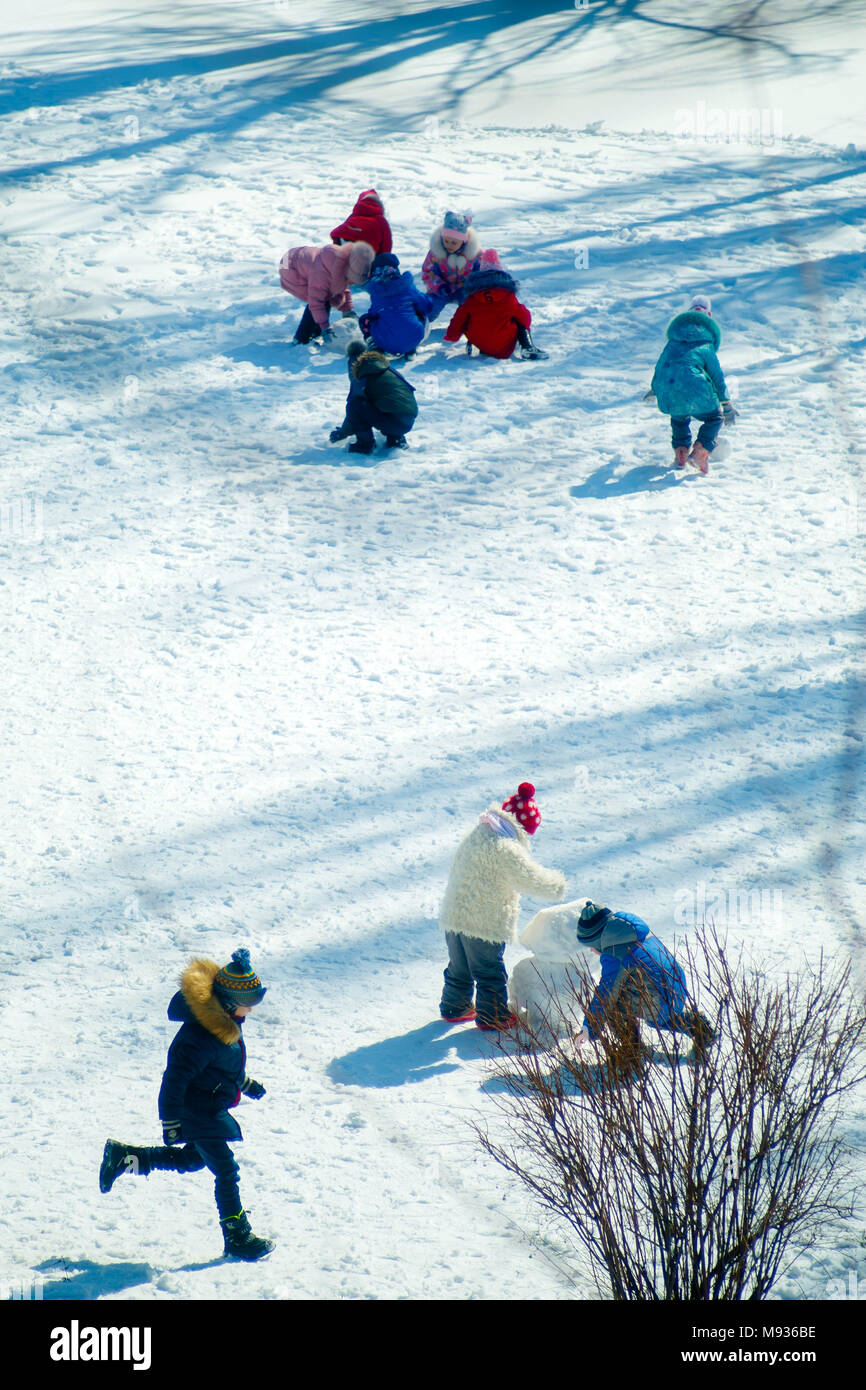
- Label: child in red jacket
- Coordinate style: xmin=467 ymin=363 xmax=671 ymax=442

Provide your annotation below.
xmin=443 ymin=266 xmax=547 ymax=360
xmin=331 ymin=189 xmax=392 ymax=257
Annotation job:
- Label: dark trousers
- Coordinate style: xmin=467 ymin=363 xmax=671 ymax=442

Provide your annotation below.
xmin=143 ymin=1140 xmax=242 ymax=1220
xmin=441 ymin=931 xmax=509 ymax=1024
xmin=345 ymin=396 xmax=415 ymax=445
xmin=671 ymin=409 xmax=723 ymax=452
xmin=294 ymin=304 xmax=322 ymax=343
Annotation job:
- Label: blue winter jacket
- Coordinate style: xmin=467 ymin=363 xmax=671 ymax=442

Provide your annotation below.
xmin=157 ymin=961 xmax=248 ymax=1141
xmin=651 ymin=311 xmax=728 ymax=418
xmin=584 ymin=912 xmax=689 ymax=1039
xmin=364 ymin=268 xmax=433 ymax=355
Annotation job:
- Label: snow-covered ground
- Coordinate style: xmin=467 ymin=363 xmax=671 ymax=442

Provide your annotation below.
xmin=1 ymin=0 xmax=865 ymax=1301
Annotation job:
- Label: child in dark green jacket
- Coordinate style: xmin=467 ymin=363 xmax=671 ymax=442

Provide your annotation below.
xmin=330 ymin=344 xmax=419 ymax=454
xmin=650 ymin=295 xmax=737 ymax=474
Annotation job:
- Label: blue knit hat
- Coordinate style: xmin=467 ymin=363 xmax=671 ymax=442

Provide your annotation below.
xmin=213 ymin=948 xmax=267 ymax=1008
xmin=576 ymin=901 xmax=611 ymax=944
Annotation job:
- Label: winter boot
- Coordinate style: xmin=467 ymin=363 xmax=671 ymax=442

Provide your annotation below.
xmin=518 ymin=333 xmax=549 ymax=361
xmin=674 ymin=446 xmax=690 ymax=469
xmin=348 ymin=437 xmax=375 ymax=455
xmin=440 ymin=1006 xmax=476 ymax=1023
xmin=689 ymin=442 xmax=710 ymax=474
xmin=220 ymin=1211 xmax=275 ymax=1262
xmin=384 ymin=435 xmax=408 ymax=450
xmin=99 ymin=1139 xmax=152 ymax=1193
xmin=476 ymin=1012 xmax=520 ymax=1033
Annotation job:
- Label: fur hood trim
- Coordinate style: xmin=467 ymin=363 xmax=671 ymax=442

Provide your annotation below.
xmin=666 ymin=309 xmax=721 ymax=348
xmin=180 ymin=958 xmax=240 ymax=1044
xmin=344 ymin=239 xmax=376 ymax=284
xmin=463 ymin=266 xmax=517 ymax=296
xmin=351 ymin=348 xmax=391 ymax=378
xmin=429 ymin=225 xmax=480 ymax=269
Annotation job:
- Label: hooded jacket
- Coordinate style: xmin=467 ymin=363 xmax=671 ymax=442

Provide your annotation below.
xmin=583 ymin=912 xmax=689 ymax=1039
xmin=444 ymin=267 xmax=531 ymax=358
xmin=364 ymin=265 xmax=433 ymax=355
xmin=279 ymin=241 xmax=376 ymax=328
xmin=421 ymin=226 xmax=499 ymax=300
xmin=651 ymin=311 xmax=728 ymax=417
xmin=439 ymin=804 xmax=566 ymax=945
xmin=157 ymin=959 xmax=248 ymax=1141
xmin=347 ymin=350 xmax=419 ymax=421
xmin=331 ymin=190 xmax=393 ymax=256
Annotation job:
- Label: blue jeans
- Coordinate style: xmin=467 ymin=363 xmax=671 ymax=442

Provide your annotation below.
xmin=671 ymin=409 xmax=723 ymax=451
xmin=441 ymin=931 xmax=509 ymax=1024
xmin=146 ymin=1139 xmax=242 ymax=1219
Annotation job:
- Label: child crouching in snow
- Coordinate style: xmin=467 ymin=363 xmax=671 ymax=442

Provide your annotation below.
xmin=438 ymin=783 xmax=566 ymax=1032
xmin=279 ymin=239 xmax=376 ymax=344
xmin=330 ymin=188 xmax=393 ymax=256
xmin=574 ymin=901 xmax=716 ymax=1076
xmin=650 ymin=294 xmax=737 ymax=474
xmin=421 ymin=211 xmax=502 ymax=322
xmin=443 ymin=264 xmax=547 ymax=360
xmin=329 ymin=341 xmax=418 ymax=453
xmin=358 ymin=252 xmax=433 ymax=359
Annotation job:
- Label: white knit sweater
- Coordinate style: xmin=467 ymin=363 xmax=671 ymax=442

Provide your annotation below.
xmin=438 ymin=805 xmax=567 ymax=945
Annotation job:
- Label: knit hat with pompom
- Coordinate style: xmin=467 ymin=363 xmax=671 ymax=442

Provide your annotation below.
xmin=501 ymin=782 xmax=542 ymax=835
xmin=213 ymin=948 xmax=267 ymax=1009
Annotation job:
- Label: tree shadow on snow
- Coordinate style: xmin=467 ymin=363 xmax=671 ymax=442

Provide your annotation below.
xmin=328 ymin=1019 xmax=493 ymax=1089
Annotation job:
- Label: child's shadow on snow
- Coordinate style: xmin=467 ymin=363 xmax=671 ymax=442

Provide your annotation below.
xmin=34 ymin=1257 xmax=156 ymax=1300
xmin=329 ymin=1020 xmax=491 ymax=1089
xmin=570 ymin=461 xmax=689 ymax=498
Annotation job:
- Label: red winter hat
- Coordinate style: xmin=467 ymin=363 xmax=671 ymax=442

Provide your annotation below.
xmin=501 ymin=782 xmax=541 ymax=835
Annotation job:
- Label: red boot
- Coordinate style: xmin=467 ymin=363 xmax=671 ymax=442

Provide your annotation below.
xmin=441 ymin=1007 xmax=476 ymax=1023
xmin=476 ymin=1012 xmax=520 ymax=1032
xmin=674 ymin=446 xmax=689 ymax=469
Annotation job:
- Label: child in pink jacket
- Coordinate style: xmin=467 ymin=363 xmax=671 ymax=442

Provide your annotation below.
xmin=279 ymin=240 xmax=376 ymax=344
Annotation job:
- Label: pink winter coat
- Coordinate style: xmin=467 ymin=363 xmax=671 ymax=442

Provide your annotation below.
xmin=279 ymin=241 xmax=376 ymax=329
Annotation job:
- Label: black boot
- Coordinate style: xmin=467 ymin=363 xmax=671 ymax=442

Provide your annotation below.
xmin=518 ymin=334 xmax=548 ymax=361
xmin=384 ymin=435 xmax=408 ymax=449
xmin=220 ymin=1211 xmax=275 ymax=1262
xmin=99 ymin=1139 xmax=153 ymax=1193
xmin=348 ymin=436 xmax=375 ymax=455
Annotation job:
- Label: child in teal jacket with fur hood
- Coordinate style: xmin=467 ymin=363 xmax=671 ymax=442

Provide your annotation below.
xmin=651 ymin=294 xmax=737 ymax=474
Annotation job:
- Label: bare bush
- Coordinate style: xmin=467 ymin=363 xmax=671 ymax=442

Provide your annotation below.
xmin=478 ymin=925 xmax=866 ymax=1300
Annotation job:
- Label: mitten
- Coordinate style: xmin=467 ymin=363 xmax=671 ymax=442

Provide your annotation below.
xmin=241 ymin=1076 xmax=266 ymax=1100
xmin=329 ymin=425 xmax=349 ymax=443
xmin=162 ymin=1119 xmax=183 ymax=1146
xmin=642 ymin=389 xmax=656 ymax=403
xmin=722 ymin=400 xmax=738 ymax=426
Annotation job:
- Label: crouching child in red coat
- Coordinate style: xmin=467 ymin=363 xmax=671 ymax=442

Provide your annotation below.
xmin=99 ymin=948 xmax=275 ymax=1262
xmin=444 ymin=265 xmax=548 ymax=361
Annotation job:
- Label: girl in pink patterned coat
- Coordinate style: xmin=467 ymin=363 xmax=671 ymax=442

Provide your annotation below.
xmin=421 ymin=211 xmax=501 ymax=322
xmin=280 ymin=240 xmax=376 ymax=344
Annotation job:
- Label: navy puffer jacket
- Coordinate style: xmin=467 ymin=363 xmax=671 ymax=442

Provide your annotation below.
xmin=157 ymin=959 xmax=248 ymax=1141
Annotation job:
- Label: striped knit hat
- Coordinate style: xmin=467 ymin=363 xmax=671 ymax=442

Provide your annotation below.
xmin=213 ymin=948 xmax=267 ymax=1008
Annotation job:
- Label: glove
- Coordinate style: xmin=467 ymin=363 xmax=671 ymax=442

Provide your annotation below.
xmin=722 ymin=400 xmax=738 ymax=426
xmin=642 ymin=389 xmax=656 ymax=403
xmin=322 ymin=325 xmax=335 ymax=342
xmin=162 ymin=1119 xmax=183 ymax=1146
xmin=329 ymin=425 xmax=349 ymax=443
xmin=241 ymin=1076 xmax=266 ymax=1099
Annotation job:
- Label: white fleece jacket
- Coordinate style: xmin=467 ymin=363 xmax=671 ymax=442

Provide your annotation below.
xmin=438 ymin=804 xmax=567 ymax=946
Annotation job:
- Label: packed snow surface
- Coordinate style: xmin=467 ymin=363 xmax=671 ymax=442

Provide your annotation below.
xmin=1 ymin=0 xmax=864 ymax=1300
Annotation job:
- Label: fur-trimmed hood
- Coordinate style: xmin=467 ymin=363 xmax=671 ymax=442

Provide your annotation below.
xmin=429 ymin=224 xmax=481 ymax=270
xmin=666 ymin=309 xmax=721 ymax=348
xmin=462 ymin=264 xmax=515 ymax=297
xmin=175 ymin=958 xmax=240 ymax=1045
xmin=341 ymin=239 xmax=376 ymax=285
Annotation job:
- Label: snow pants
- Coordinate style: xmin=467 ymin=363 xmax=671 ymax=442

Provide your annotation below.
xmin=670 ymin=408 xmax=723 ymax=452
xmin=144 ymin=1139 xmax=242 ymax=1219
xmin=344 ymin=396 xmax=416 ymax=445
xmin=440 ymin=931 xmax=509 ymax=1025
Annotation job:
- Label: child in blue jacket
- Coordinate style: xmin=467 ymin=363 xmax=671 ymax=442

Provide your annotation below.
xmin=98 ymin=948 xmax=274 ymax=1261
xmin=575 ymin=902 xmax=715 ymax=1070
xmin=650 ymin=294 xmax=737 ymax=474
xmin=359 ymin=252 xmax=433 ymax=358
